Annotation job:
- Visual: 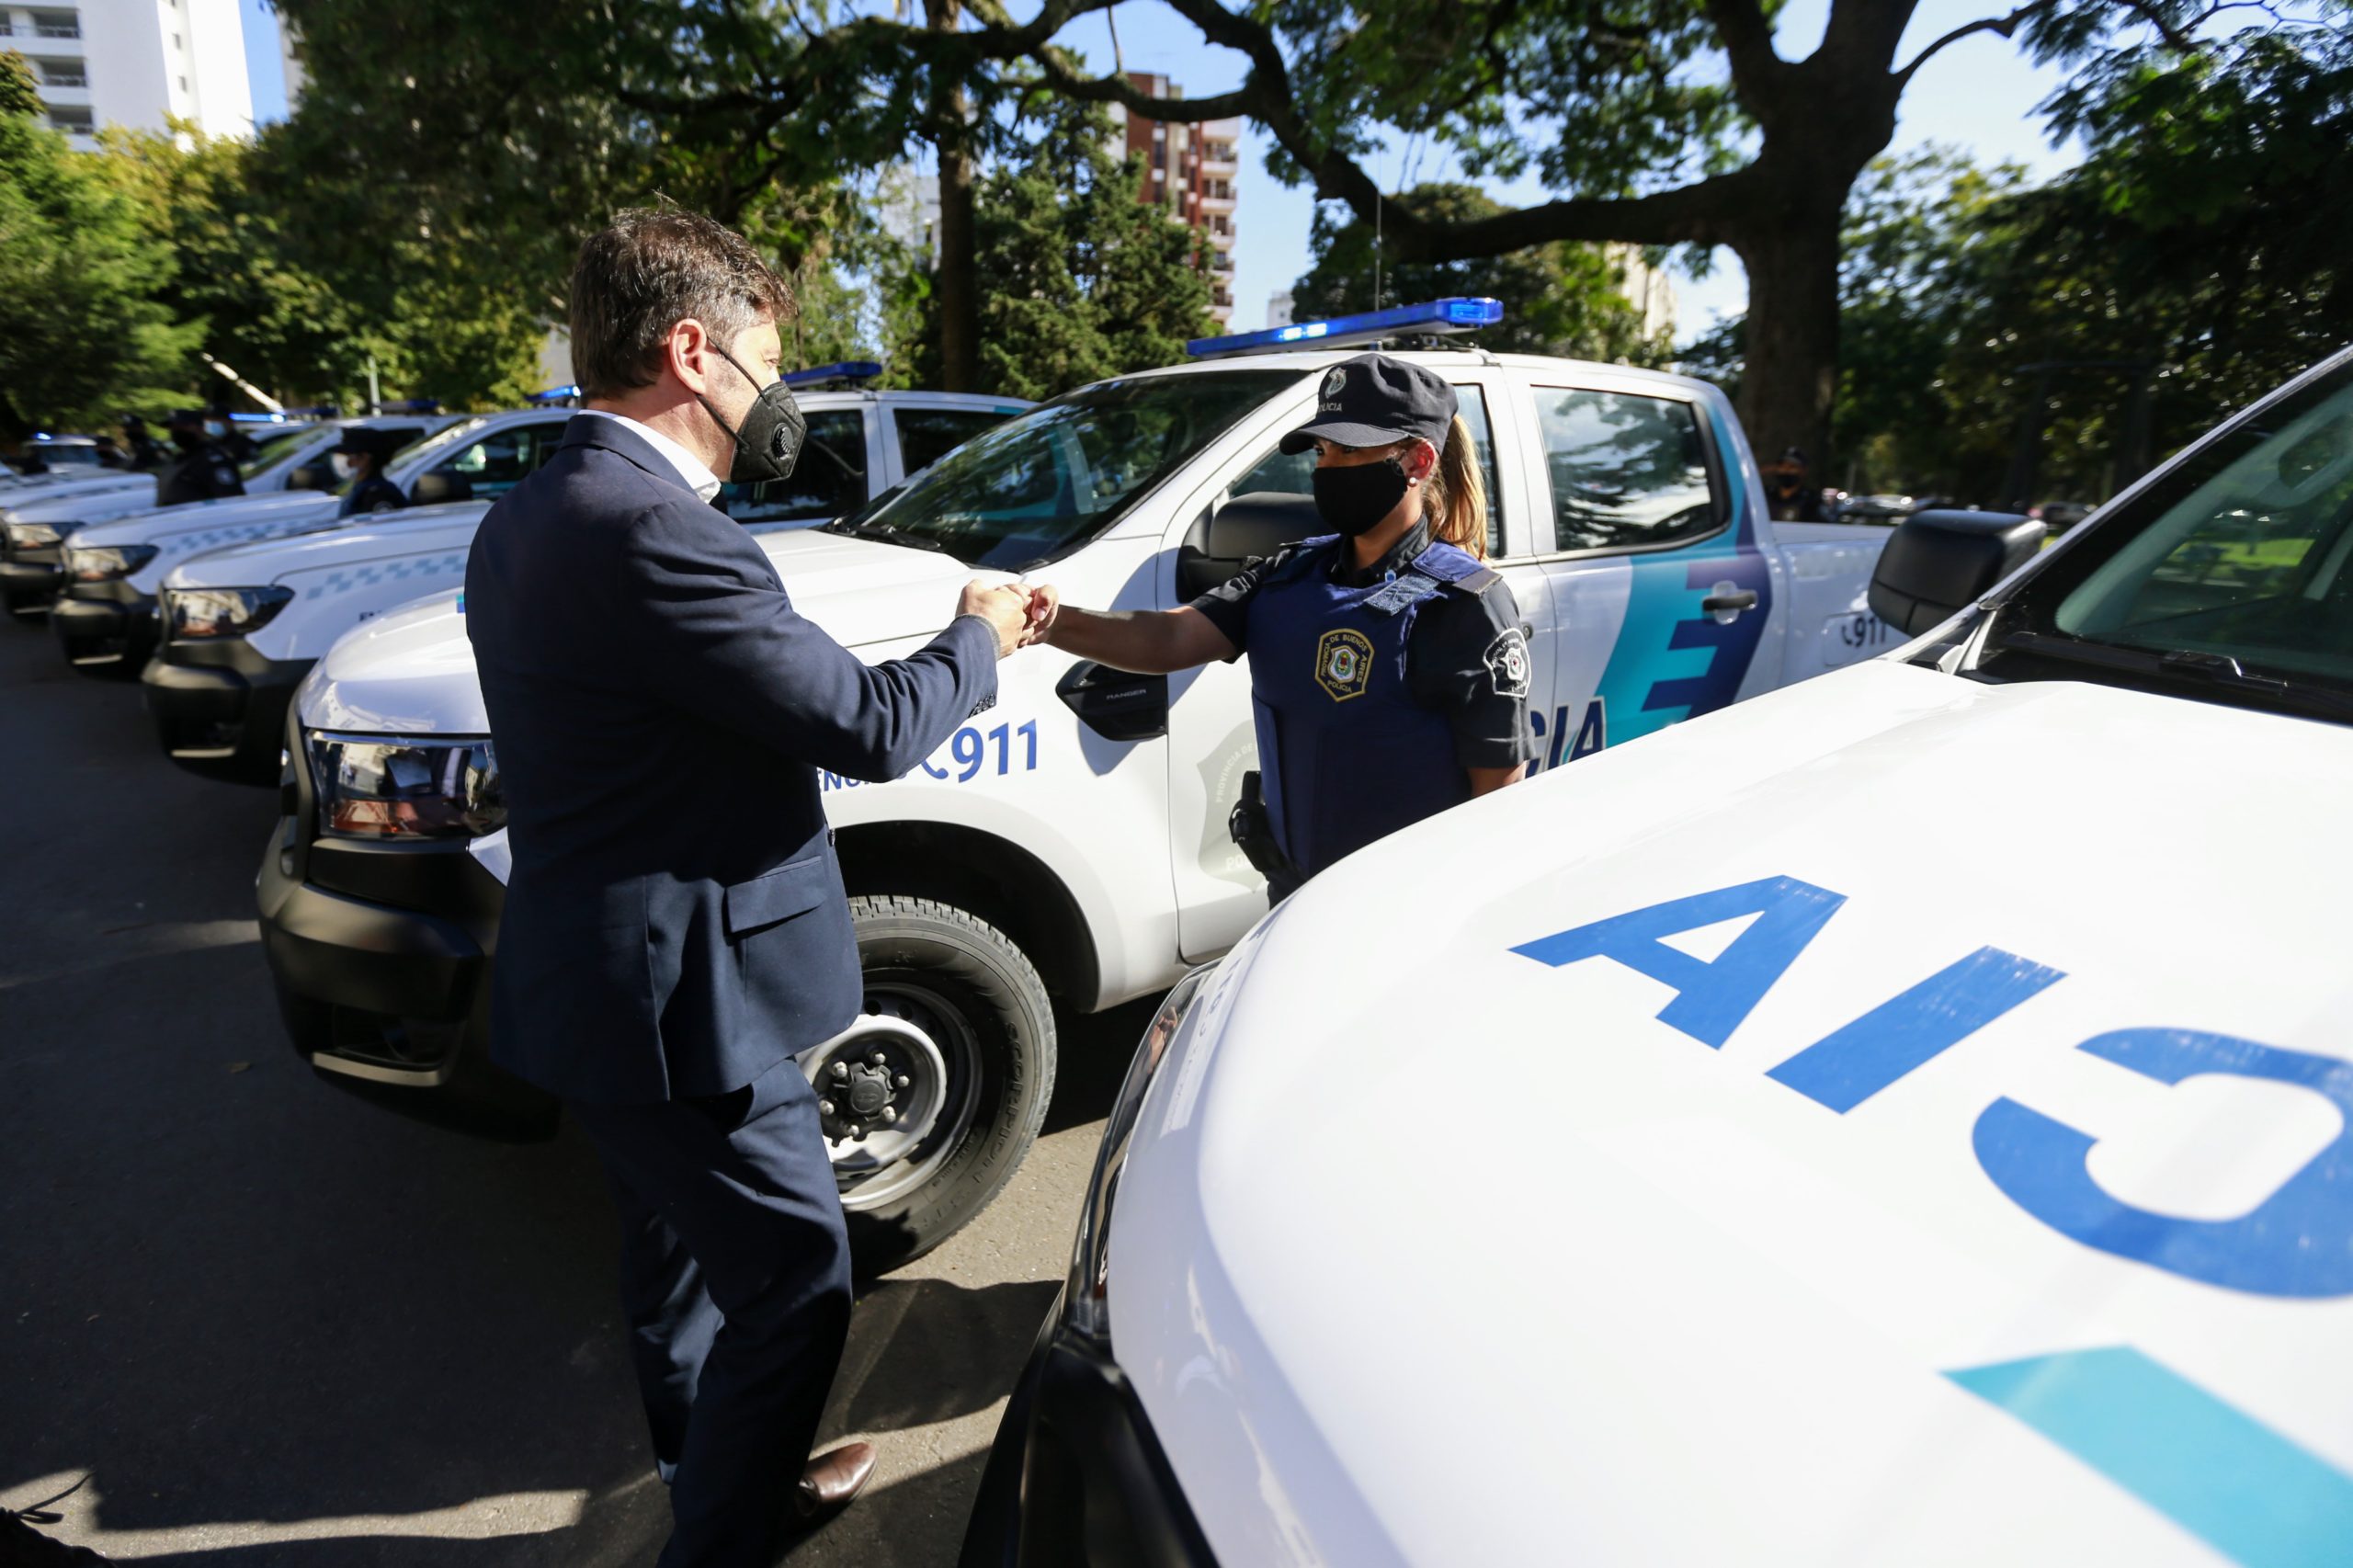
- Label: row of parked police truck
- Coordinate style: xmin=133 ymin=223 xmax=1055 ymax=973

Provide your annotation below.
xmin=0 ymin=301 xmax=1995 ymax=1268
xmin=13 ymin=303 xmax=2352 ymax=1563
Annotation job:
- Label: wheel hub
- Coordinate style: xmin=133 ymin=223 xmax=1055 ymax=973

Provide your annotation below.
xmin=796 ymin=1014 xmax=948 ymax=1180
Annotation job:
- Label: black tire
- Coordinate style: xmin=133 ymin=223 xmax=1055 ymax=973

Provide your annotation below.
xmin=842 ymin=894 xmax=1056 ymax=1278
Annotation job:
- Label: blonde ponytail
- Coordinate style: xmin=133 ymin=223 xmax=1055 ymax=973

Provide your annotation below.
xmin=1421 ymin=416 xmax=1488 ymax=559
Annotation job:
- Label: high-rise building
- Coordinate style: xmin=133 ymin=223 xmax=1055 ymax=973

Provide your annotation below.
xmin=1108 ymin=74 xmax=1242 ymax=325
xmin=6 ymin=0 xmax=256 ymax=147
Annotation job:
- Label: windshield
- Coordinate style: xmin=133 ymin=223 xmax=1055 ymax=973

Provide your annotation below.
xmin=837 ymin=369 xmax=1299 ymax=568
xmin=1984 ymin=358 xmax=2353 ymax=709
xmin=385 ymin=416 xmax=489 ymax=477
xmin=241 ymin=426 xmax=320 ymax=481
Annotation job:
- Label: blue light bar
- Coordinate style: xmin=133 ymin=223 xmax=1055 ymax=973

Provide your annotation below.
xmin=283 ymin=403 xmax=341 ymax=418
xmin=782 ymin=360 xmax=884 ymax=390
xmin=230 ymin=411 xmax=290 ymax=424
xmin=1186 ymin=297 xmax=1505 ymax=359
xmin=525 ymin=384 xmax=580 ymax=405
xmin=381 ymin=398 xmax=446 ymax=414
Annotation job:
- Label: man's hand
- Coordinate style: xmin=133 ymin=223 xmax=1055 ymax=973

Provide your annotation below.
xmin=1021 ymin=584 xmax=1060 ymax=647
xmin=959 ymin=581 xmax=1032 ymax=659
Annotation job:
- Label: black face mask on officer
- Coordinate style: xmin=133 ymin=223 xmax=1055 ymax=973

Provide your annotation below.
xmin=1312 ymin=452 xmax=1413 ymax=538
xmin=698 ymin=344 xmax=806 ymax=486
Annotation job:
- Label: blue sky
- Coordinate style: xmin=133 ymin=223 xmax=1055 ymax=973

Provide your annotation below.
xmin=242 ymin=0 xmax=288 ymax=122
xmin=237 ymin=0 xmax=2087 ymax=345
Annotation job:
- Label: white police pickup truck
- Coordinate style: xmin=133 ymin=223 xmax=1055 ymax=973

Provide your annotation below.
xmin=142 ymin=374 xmax=1026 ymax=784
xmin=0 ymin=420 xmax=347 ymax=619
xmin=963 ymin=345 xmax=2353 ymax=1566
xmin=41 ymin=412 xmax=559 ymax=674
xmin=261 ymin=301 xmax=1895 ymax=1272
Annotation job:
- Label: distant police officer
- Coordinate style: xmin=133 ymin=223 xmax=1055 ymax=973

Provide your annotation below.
xmin=153 ymin=409 xmax=246 ymax=507
xmin=333 ymin=426 xmax=407 ymax=518
xmin=1764 ymin=446 xmax=1824 ymax=522
xmin=1029 ymin=352 xmax=1537 ymax=899
xmin=119 ymin=415 xmax=165 ymax=472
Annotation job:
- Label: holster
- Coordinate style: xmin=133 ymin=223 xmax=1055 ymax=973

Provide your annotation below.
xmin=1227 ymin=771 xmax=1297 ymax=883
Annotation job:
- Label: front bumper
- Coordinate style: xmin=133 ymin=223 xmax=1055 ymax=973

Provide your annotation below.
xmin=960 ymin=1301 xmax=1218 ymax=1568
xmin=257 ymin=724 xmax=547 ymax=1133
xmin=0 ymin=550 xmax=63 ymax=616
xmin=141 ymin=638 xmax=313 ymax=786
xmin=51 ymin=581 xmax=158 ymax=673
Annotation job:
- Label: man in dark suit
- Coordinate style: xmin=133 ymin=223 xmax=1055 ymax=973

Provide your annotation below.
xmin=464 ymin=209 xmax=1034 ymax=1567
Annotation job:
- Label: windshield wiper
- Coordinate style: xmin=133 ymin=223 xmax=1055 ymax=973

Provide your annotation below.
xmin=1991 ymin=629 xmax=2353 ymax=722
xmin=824 ymin=517 xmax=943 ymax=552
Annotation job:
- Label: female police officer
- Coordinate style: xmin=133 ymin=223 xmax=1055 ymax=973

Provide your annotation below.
xmin=1028 ymin=351 xmax=1535 ymax=899
xmin=333 ymin=426 xmax=409 ymax=518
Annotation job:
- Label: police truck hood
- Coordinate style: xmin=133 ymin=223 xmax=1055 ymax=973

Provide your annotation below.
xmin=0 ymin=471 xmax=152 ymax=509
xmin=1110 ymin=656 xmax=2353 ymax=1565
xmin=301 ymin=528 xmax=983 ymax=734
xmin=66 ymin=489 xmax=333 ymax=552
xmin=165 ymin=501 xmax=493 ymax=590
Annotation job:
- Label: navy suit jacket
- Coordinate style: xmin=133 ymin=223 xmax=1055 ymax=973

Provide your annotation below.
xmin=464 ymin=415 xmax=997 ymax=1104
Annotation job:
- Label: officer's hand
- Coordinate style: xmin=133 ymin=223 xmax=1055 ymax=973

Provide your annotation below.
xmin=1021 ymin=585 xmax=1060 ymax=647
xmin=958 ymin=581 xmax=1031 ymax=659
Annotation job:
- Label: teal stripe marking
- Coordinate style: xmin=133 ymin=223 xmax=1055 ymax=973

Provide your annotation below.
xmin=1946 ymin=1346 xmax=2353 ymax=1568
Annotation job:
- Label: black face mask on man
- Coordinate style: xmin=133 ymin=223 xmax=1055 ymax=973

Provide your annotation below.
xmin=1311 ymin=454 xmax=1412 ymax=538
xmin=699 ymin=345 xmax=807 ymax=485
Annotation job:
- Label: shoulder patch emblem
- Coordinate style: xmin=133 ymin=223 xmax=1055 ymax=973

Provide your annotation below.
xmin=1483 ymin=629 xmax=1532 ymax=698
xmin=1315 ymin=627 xmax=1375 ymax=701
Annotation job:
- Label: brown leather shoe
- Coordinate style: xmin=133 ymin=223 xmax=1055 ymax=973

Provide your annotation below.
xmin=791 ymin=1441 xmax=877 ymax=1528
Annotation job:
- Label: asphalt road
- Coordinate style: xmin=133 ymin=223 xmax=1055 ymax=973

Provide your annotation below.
xmin=0 ymin=618 xmax=1151 ymax=1565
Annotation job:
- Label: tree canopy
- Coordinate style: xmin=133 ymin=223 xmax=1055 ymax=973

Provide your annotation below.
xmin=0 ymin=103 xmax=198 ymax=435
xmin=1291 ymin=184 xmax=1667 ymax=364
xmin=968 ymin=96 xmax=1216 ymax=400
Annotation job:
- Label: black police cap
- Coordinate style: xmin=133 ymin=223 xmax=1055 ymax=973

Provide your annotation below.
xmin=1279 ymin=352 xmax=1459 ymax=455
xmin=335 ymin=424 xmax=422 ymax=459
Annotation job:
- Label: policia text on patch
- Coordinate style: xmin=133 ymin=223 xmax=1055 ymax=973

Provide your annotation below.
xmin=1026 ymin=352 xmax=1538 ymax=900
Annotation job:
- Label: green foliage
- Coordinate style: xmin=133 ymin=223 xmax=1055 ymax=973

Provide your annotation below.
xmin=0 ymin=51 xmax=40 ymax=119
xmin=1258 ymin=0 xmax=1748 ymax=198
xmin=1964 ymin=20 xmax=2353 ymax=483
xmin=1826 ymin=148 xmax=2029 ymax=496
xmin=1292 ymin=184 xmax=1666 ymax=363
xmin=970 ymin=96 xmax=1216 ymax=401
xmin=97 ymin=124 xmax=376 ymax=408
xmin=0 ymin=113 xmax=199 ymax=434
xmin=1662 ymin=16 xmax=2353 ymax=504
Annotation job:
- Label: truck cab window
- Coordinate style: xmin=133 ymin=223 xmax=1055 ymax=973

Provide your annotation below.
xmin=1534 ymin=388 xmax=1718 ymax=554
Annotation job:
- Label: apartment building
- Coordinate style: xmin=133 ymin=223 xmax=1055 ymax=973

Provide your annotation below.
xmin=1108 ymin=73 xmax=1242 ymax=325
xmin=6 ymin=0 xmax=255 ymax=146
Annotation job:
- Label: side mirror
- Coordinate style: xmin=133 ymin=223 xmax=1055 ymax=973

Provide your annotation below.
xmin=407 ymin=471 xmax=473 ymax=506
xmin=284 ymin=462 xmax=335 ymax=493
xmin=1176 ymin=492 xmax=1322 ymax=600
xmin=1868 ymin=508 xmax=2046 ymax=636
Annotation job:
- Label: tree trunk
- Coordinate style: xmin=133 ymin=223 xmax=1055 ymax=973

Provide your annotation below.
xmin=1731 ymin=206 xmax=1844 ymax=478
xmin=926 ymin=0 xmax=978 ymax=393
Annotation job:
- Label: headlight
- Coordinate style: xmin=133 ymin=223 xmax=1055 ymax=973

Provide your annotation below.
xmin=4 ymin=520 xmax=62 ymax=550
xmin=64 ymin=543 xmax=158 ymax=581
xmin=167 ymin=585 xmax=293 ymax=639
xmin=307 ymin=731 xmax=504 ymax=840
xmin=1065 ymin=961 xmax=1219 ymax=1340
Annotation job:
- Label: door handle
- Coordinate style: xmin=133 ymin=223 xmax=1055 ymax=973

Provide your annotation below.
xmin=1701 ymin=588 xmax=1758 ymax=615
xmin=1056 ymin=662 xmax=1169 ymax=743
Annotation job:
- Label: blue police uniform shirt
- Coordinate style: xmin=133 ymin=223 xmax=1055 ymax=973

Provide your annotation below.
xmin=337 ymin=473 xmax=408 ymax=519
xmin=1191 ymin=517 xmax=1537 ymax=876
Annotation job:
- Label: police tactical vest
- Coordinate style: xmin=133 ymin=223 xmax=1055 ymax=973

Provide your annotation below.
xmin=1245 ymin=533 xmax=1499 ymax=879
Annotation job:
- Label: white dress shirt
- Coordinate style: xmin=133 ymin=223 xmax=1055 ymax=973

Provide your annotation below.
xmin=578 ymin=408 xmax=724 ymax=503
